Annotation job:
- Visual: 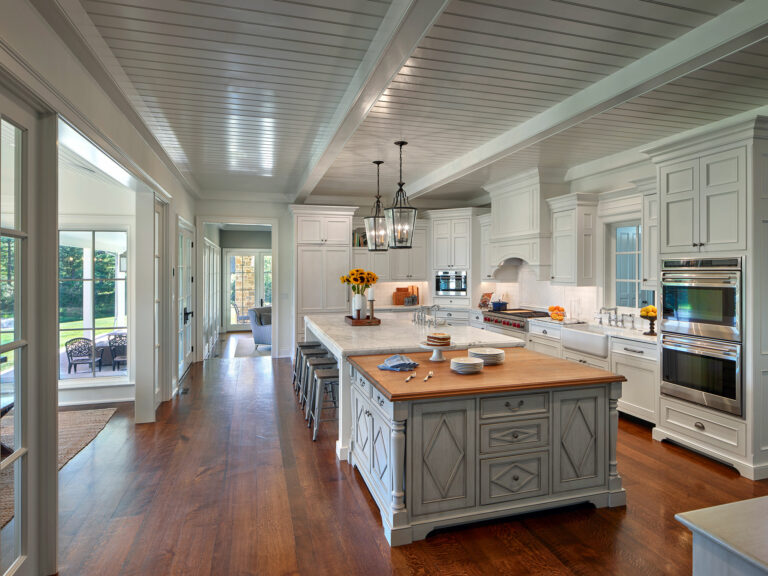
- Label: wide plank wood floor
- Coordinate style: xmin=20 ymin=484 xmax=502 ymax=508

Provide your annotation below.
xmin=58 ymin=351 xmax=768 ymax=575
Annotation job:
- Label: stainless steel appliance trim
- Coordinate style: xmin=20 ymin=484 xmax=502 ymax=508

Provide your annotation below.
xmin=660 ymin=334 xmax=742 ymax=417
xmin=661 ymin=257 xmax=741 ymax=271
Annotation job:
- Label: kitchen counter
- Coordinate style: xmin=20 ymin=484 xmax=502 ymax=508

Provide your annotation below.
xmin=529 ymin=318 xmax=659 ymax=344
xmin=304 ymin=313 xmax=525 ymax=460
xmin=677 ymin=497 xmax=768 ymax=575
xmin=349 ymin=348 xmax=624 ymax=401
xmin=346 ymin=347 xmax=626 ymax=546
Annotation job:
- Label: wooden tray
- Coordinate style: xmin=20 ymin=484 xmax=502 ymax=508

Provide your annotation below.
xmin=344 ymin=315 xmax=382 ymax=326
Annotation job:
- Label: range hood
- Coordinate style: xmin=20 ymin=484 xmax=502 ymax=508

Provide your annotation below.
xmin=483 ymin=168 xmax=568 ymax=280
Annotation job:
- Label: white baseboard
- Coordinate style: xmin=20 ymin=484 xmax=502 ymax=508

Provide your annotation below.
xmin=58 ymin=382 xmax=134 ymax=406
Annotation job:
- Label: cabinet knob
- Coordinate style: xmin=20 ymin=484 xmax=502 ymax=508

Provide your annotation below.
xmin=542 ymin=329 xmax=547 ymax=335
xmin=512 ymin=475 xmax=519 ymax=481
xmin=643 ymin=278 xmax=648 ymax=282
xmin=550 ymin=276 xmax=554 ymax=280
xmin=504 ymin=400 xmax=524 ymax=409
xmin=512 ymin=432 xmax=519 ymax=439
xmin=694 ymin=421 xmax=705 ymax=431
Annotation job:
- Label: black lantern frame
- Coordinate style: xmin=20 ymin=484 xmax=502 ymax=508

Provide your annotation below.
xmin=384 ymin=141 xmax=416 ymax=249
xmin=363 ymin=160 xmax=388 ymax=251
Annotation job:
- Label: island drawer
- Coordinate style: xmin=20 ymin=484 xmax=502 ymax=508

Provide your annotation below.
xmin=480 ymin=451 xmax=549 ymax=505
xmin=480 ymin=393 xmax=549 ymax=420
xmin=659 ymin=397 xmax=746 ymax=457
xmin=353 ymin=371 xmax=373 ymax=398
xmin=480 ymin=418 xmax=549 ymax=454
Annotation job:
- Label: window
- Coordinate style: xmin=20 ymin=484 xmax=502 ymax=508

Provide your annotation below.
xmin=610 ymin=222 xmax=654 ymax=309
xmin=58 ymin=231 xmax=128 ymax=379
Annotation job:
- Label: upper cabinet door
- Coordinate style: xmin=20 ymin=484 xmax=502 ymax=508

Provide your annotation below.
xmin=409 ymin=228 xmax=428 ymax=281
xmin=325 ymin=217 xmax=351 ymax=245
xmin=660 ymin=159 xmax=699 ymax=254
xmin=642 ymin=193 xmax=659 ymax=290
xmin=297 ymin=215 xmax=324 ymax=244
xmin=699 ymin=147 xmax=746 ymax=253
xmin=390 ymin=249 xmax=410 ymax=280
xmin=451 ymin=219 xmax=470 ymax=269
xmin=432 ymin=219 xmax=451 ymax=269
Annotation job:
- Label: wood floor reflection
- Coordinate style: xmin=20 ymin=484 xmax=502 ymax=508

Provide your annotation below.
xmin=57 ymin=352 xmax=768 ymax=575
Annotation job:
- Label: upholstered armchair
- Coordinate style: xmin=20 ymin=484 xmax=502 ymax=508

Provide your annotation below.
xmin=248 ymin=307 xmax=272 ymax=348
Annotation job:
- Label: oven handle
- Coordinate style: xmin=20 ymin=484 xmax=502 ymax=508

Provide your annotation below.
xmin=662 ymin=342 xmax=740 ymax=361
xmin=661 ymin=279 xmax=738 ymax=288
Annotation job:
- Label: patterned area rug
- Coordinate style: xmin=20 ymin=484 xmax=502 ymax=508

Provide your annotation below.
xmin=0 ymin=408 xmax=116 ymax=528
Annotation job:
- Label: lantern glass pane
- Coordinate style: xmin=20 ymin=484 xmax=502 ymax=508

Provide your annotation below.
xmin=385 ymin=207 xmax=416 ymax=248
xmin=364 ymin=216 xmax=388 ymax=251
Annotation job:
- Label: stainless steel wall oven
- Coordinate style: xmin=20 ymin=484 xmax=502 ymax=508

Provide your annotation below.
xmin=435 ymin=270 xmax=467 ymax=296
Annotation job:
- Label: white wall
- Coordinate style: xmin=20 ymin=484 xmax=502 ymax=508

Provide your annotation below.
xmin=203 ymin=223 xmax=220 ymax=245
xmin=220 ymin=229 xmax=272 ymax=249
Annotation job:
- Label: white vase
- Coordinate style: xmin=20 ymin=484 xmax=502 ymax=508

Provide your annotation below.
xmin=352 ymin=293 xmax=366 ymax=319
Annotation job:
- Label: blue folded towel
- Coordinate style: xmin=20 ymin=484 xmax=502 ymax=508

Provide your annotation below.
xmin=378 ymin=354 xmax=419 ymax=372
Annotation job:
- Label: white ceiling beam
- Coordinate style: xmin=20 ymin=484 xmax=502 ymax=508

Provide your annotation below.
xmin=291 ymin=0 xmax=450 ymax=203
xmin=407 ymin=0 xmax=768 ymax=199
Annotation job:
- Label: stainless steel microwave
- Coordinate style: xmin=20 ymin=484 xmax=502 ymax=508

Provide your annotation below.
xmin=660 ymin=257 xmax=741 ymax=342
xmin=435 ymin=270 xmax=467 ymax=296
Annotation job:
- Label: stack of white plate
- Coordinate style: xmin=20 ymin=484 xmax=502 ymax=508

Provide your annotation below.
xmin=450 ymin=357 xmax=484 ymax=374
xmin=467 ymin=347 xmax=505 ymax=365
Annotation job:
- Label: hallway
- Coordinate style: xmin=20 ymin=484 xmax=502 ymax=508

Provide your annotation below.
xmin=57 ymin=354 xmax=768 ymax=575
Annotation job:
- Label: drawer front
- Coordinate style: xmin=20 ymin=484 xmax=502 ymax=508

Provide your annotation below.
xmin=353 ymin=372 xmax=373 ymax=398
xmin=529 ymin=323 xmax=560 ymax=339
xmin=480 ymin=451 xmax=549 ymax=505
xmin=371 ymin=387 xmax=394 ymax=418
xmin=436 ymin=309 xmax=469 ymax=320
xmin=610 ymin=337 xmax=658 ymax=360
xmin=470 ymin=309 xmax=484 ymax=323
xmin=433 ymin=297 xmax=471 ymax=307
xmin=660 ymin=397 xmax=746 ymax=456
xmin=480 ymin=418 xmax=549 ymax=454
xmin=480 ymin=393 xmax=549 ymax=420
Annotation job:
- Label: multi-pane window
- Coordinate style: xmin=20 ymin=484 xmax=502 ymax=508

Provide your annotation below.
xmin=0 ymin=117 xmax=25 ymax=573
xmin=613 ymin=223 xmax=654 ymax=309
xmin=58 ymin=231 xmax=128 ymax=379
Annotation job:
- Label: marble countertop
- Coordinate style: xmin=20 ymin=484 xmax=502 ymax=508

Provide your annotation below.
xmin=529 ymin=318 xmax=659 ymax=344
xmin=304 ymin=313 xmax=525 ymax=359
xmin=676 ymin=496 xmax=768 ymax=571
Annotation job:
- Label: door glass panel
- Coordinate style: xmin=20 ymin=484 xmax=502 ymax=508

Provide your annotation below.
xmin=0 ymin=121 xmax=21 ymax=230
xmin=663 ymin=347 xmax=737 ymax=400
xmin=94 ymin=231 xmax=127 ymax=279
xmin=0 ymin=459 xmax=21 ymax=573
xmin=263 ymin=255 xmax=272 ymax=307
xmin=229 ymin=255 xmax=256 ymax=325
xmin=58 ymin=231 xmax=91 ymax=279
xmin=0 ymin=349 xmax=20 ymax=460
xmin=0 ymin=237 xmax=19 ymax=345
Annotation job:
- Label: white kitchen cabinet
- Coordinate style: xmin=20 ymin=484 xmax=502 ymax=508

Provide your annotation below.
xmin=431 ymin=216 xmax=469 ymax=270
xmin=527 ymin=334 xmax=561 ymax=358
xmin=390 ymin=225 xmax=427 ymax=281
xmin=658 ymin=147 xmax=746 ymax=254
xmin=297 ymin=214 xmax=352 ymax=245
xmin=297 ymin=245 xmax=350 ymax=313
xmin=478 ymin=214 xmax=495 ymax=281
xmin=562 ymin=349 xmax=609 ymax=371
xmin=352 ymin=248 xmax=390 ymax=282
xmin=436 ymin=309 xmax=469 ymax=326
xmin=546 ymin=193 xmax=598 ymax=286
xmin=642 ymin=191 xmax=659 ymax=290
xmin=611 ymin=338 xmax=658 ymax=424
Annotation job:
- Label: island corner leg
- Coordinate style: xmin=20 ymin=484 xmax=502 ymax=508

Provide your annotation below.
xmin=335 ymin=356 xmax=352 ymax=461
xmin=608 ymin=381 xmax=626 ymax=507
xmin=387 ymin=414 xmax=411 ymax=546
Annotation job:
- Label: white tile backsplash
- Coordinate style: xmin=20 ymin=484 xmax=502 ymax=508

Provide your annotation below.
xmin=480 ymin=263 xmax=601 ymax=321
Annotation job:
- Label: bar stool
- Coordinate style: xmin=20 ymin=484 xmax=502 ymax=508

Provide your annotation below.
xmin=292 ymin=342 xmax=321 ymax=393
xmin=309 ymin=368 xmax=339 ymax=441
xmin=296 ymin=348 xmax=328 ymax=400
xmin=301 ymin=356 xmax=337 ymax=415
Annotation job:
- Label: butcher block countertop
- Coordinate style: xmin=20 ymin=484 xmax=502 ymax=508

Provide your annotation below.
xmin=347 ymin=348 xmax=626 ymax=401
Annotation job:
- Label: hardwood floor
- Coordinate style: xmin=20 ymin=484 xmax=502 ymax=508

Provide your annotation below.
xmin=58 ymin=354 xmax=768 ymax=575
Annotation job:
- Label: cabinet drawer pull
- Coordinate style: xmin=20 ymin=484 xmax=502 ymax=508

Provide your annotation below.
xmin=623 ymin=347 xmax=644 ymax=354
xmin=542 ymin=329 xmax=548 ymax=335
xmin=504 ymin=400 xmax=524 ymax=410
xmin=378 ymin=398 xmax=385 ymax=407
xmin=694 ymin=421 xmax=705 ymax=431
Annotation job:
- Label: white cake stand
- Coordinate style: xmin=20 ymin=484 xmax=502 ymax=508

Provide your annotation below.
xmin=420 ymin=342 xmax=454 ymax=362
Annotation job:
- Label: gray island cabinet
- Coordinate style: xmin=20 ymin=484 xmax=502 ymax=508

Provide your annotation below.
xmin=347 ymin=348 xmax=627 ymax=546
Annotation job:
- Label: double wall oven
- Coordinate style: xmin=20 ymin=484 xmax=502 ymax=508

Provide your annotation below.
xmin=660 ymin=258 xmax=742 ymax=416
xmin=435 ymin=270 xmax=467 ymax=297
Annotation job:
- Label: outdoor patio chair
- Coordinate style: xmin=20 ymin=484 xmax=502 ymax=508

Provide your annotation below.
xmin=65 ymin=337 xmax=103 ymax=374
xmin=108 ymin=333 xmax=128 ymax=371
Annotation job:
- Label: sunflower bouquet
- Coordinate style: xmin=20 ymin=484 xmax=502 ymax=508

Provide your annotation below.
xmin=340 ymin=268 xmax=378 ymax=295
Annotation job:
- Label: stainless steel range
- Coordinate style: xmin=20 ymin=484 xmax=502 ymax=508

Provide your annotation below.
xmin=482 ymin=308 xmax=550 ymax=339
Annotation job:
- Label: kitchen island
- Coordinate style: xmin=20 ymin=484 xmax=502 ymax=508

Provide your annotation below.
xmin=303 ymin=313 xmax=526 ymax=460
xmin=347 ymin=348 xmax=627 ymax=545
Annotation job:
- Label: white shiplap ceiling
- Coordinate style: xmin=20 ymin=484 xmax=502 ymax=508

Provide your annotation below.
xmin=51 ymin=0 xmax=768 ymax=205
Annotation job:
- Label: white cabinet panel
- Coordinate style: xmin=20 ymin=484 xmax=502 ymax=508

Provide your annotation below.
xmin=451 ymin=219 xmax=470 ymax=269
xmin=660 ymin=159 xmax=698 ymax=253
xmin=410 ymin=227 xmax=428 ymax=281
xmin=479 ymin=219 xmax=495 ymax=281
xmin=297 ymin=216 xmax=324 ymax=244
xmin=370 ymin=251 xmax=390 ymax=282
xmin=297 ymin=247 xmax=325 ymax=313
xmin=325 ymin=217 xmax=351 ymax=245
xmin=700 ymin=147 xmax=746 ymax=252
xmin=642 ymin=192 xmax=659 ymax=290
xmin=612 ymin=351 xmax=657 ymax=424
xmin=527 ymin=334 xmax=561 ymax=358
xmin=324 ymin=246 xmax=350 ymax=310
xmin=547 ymin=194 xmax=597 ymax=286
xmin=352 ymin=248 xmax=370 ymax=271
xmin=432 ymin=219 xmax=451 ymax=269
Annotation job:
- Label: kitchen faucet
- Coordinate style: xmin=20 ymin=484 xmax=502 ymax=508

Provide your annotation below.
xmin=598 ymin=307 xmax=618 ymax=326
xmin=620 ymin=313 xmax=636 ymax=330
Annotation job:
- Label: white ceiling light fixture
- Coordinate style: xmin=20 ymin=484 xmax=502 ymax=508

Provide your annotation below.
xmin=384 ymin=141 xmax=416 ymax=249
xmin=364 ymin=160 xmax=388 ymax=252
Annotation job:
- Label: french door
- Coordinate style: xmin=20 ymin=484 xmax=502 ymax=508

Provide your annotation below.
xmin=224 ymin=249 xmax=272 ymax=332
xmin=0 ymin=95 xmax=34 ymax=576
xmin=176 ymin=224 xmax=195 ymax=382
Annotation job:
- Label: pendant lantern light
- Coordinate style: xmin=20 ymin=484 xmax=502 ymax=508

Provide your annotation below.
xmin=384 ymin=140 xmax=416 ymax=249
xmin=363 ymin=160 xmax=388 ymax=251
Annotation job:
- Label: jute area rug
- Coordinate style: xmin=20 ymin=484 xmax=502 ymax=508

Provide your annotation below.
xmin=0 ymin=408 xmax=116 ymax=528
